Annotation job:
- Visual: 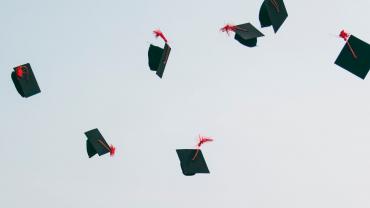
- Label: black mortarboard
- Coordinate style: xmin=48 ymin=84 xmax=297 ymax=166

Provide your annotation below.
xmin=259 ymin=0 xmax=288 ymax=33
xmin=85 ymin=128 xmax=113 ymax=158
xmin=234 ymin=23 xmax=264 ymax=47
xmin=335 ymin=35 xmax=370 ymax=79
xmin=11 ymin=63 xmax=41 ymax=98
xmin=176 ymin=149 xmax=210 ymax=176
xmin=148 ymin=43 xmax=171 ymax=78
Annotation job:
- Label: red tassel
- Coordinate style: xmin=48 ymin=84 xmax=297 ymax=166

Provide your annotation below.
xmin=15 ymin=66 xmax=24 ymax=78
xmin=109 ymin=145 xmax=116 ymax=157
xmin=197 ymin=135 xmax=213 ymax=148
xmin=339 ymin=30 xmax=350 ymax=41
xmin=339 ymin=30 xmax=357 ymax=59
xmin=220 ymin=24 xmax=237 ymax=36
xmin=15 ymin=66 xmax=29 ymax=80
xmin=192 ymin=135 xmax=213 ymax=160
xmin=153 ymin=29 xmax=168 ymax=43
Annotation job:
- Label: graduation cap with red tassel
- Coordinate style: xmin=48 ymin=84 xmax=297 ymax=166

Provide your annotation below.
xmin=85 ymin=128 xmax=116 ymax=158
xmin=176 ymin=135 xmax=213 ymax=176
xmin=148 ymin=29 xmax=171 ymax=78
xmin=335 ymin=29 xmax=370 ymax=79
xmin=221 ymin=23 xmax=264 ymax=47
xmin=11 ymin=63 xmax=41 ymax=98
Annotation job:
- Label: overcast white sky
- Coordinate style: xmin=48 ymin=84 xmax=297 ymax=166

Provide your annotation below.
xmin=1 ymin=0 xmax=370 ymax=207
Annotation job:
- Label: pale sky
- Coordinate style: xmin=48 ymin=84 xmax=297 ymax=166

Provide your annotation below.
xmin=1 ymin=0 xmax=370 ymax=207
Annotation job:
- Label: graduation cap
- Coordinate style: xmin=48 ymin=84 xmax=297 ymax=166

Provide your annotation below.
xmin=335 ymin=30 xmax=370 ymax=79
xmin=148 ymin=29 xmax=171 ymax=78
xmin=176 ymin=135 xmax=213 ymax=176
xmin=11 ymin=63 xmax=41 ymax=98
xmin=259 ymin=0 xmax=288 ymax=33
xmin=85 ymin=128 xmax=115 ymax=158
xmin=220 ymin=23 xmax=264 ymax=47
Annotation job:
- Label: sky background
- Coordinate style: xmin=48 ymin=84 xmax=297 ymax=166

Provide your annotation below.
xmin=1 ymin=0 xmax=370 ymax=207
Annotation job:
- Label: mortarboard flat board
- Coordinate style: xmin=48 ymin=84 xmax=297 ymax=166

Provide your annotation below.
xmin=335 ymin=35 xmax=370 ymax=79
xmin=259 ymin=0 xmax=288 ymax=33
xmin=148 ymin=43 xmax=171 ymax=78
xmin=85 ymin=128 xmax=111 ymax=158
xmin=11 ymin=63 xmax=41 ymax=98
xmin=234 ymin=23 xmax=264 ymax=47
xmin=176 ymin=149 xmax=210 ymax=176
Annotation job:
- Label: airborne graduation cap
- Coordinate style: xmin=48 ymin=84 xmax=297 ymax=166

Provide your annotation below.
xmin=85 ymin=128 xmax=116 ymax=158
xmin=148 ymin=29 xmax=171 ymax=78
xmin=176 ymin=135 xmax=213 ymax=176
xmin=11 ymin=63 xmax=41 ymax=98
xmin=221 ymin=23 xmax=264 ymax=47
xmin=335 ymin=30 xmax=370 ymax=79
xmin=259 ymin=0 xmax=288 ymax=33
